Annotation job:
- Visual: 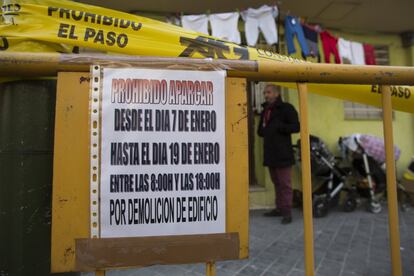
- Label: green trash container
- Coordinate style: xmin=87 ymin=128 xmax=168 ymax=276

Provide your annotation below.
xmin=0 ymin=80 xmax=78 ymax=276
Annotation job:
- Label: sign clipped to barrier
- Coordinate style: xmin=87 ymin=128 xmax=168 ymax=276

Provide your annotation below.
xmin=96 ymin=67 xmax=227 ymax=238
xmin=51 ymin=69 xmax=248 ymax=273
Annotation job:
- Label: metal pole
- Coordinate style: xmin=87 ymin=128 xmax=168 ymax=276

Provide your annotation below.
xmin=297 ymin=82 xmax=315 ymax=276
xmin=206 ymin=261 xmax=216 ymax=276
xmin=380 ymin=85 xmax=403 ymax=276
xmin=1 ymin=52 xmax=414 ymax=85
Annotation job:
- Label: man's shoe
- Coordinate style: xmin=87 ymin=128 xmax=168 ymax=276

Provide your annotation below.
xmin=281 ymin=216 xmax=292 ymax=224
xmin=263 ymin=209 xmax=282 ymax=217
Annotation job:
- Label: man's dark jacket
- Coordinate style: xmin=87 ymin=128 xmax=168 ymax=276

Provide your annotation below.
xmin=257 ymin=97 xmax=300 ymax=167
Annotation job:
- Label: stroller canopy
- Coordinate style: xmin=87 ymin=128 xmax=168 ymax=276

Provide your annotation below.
xmin=341 ymin=134 xmax=401 ymax=164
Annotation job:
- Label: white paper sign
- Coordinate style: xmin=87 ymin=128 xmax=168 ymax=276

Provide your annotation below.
xmin=100 ymin=68 xmax=226 ymax=238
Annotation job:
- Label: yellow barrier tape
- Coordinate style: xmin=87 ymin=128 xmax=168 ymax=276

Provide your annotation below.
xmin=0 ymin=36 xmax=72 ymax=52
xmin=0 ymin=0 xmax=413 ymax=113
xmin=278 ymin=83 xmax=413 ymax=113
xmin=0 ymin=0 xmax=299 ymax=63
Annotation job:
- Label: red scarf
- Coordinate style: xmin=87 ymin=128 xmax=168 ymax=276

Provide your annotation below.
xmin=263 ymin=103 xmax=275 ymax=127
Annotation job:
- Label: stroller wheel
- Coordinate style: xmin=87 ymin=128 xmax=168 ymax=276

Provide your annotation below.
xmin=397 ymin=186 xmax=410 ymax=212
xmin=343 ymin=197 xmax=357 ymax=212
xmin=313 ymin=197 xmax=329 ymax=218
xmin=368 ymin=200 xmax=382 ymax=214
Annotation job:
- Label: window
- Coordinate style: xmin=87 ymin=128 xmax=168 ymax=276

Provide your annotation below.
xmin=344 ymin=45 xmax=391 ymax=120
xmin=374 ymin=45 xmax=390 ymax=66
xmin=344 ymin=102 xmax=384 ymax=120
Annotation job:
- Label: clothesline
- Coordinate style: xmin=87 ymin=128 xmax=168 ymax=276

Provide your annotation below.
xmin=171 ymin=5 xmax=378 ymax=66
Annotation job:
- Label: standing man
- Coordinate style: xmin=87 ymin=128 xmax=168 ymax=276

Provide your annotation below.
xmin=258 ymin=84 xmax=300 ymax=224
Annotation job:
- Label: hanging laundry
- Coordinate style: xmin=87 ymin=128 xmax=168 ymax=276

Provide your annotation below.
xmin=302 ymin=24 xmax=320 ymax=60
xmin=351 ymin=41 xmax=366 ymax=65
xmin=363 ymin=44 xmax=377 ymax=65
xmin=181 ymin=14 xmax=209 ymax=35
xmin=338 ymin=38 xmax=366 ymax=65
xmin=320 ymin=31 xmax=341 ymax=64
xmin=338 ymin=38 xmax=353 ymax=64
xmin=285 ymin=16 xmax=309 ymax=56
xmin=241 ymin=5 xmax=278 ymax=46
xmin=209 ymin=12 xmax=241 ymax=44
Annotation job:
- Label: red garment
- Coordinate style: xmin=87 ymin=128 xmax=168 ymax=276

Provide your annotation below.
xmin=363 ymin=44 xmax=376 ymax=65
xmin=263 ymin=102 xmax=275 ymax=127
xmin=320 ymin=31 xmax=341 ymax=64
xmin=268 ymin=166 xmax=293 ymax=217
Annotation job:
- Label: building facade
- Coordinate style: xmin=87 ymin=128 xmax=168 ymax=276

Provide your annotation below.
xmin=250 ymin=29 xmax=414 ymax=208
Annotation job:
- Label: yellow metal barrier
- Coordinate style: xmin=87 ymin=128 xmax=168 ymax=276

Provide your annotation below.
xmin=381 ymin=85 xmax=403 ymax=276
xmin=0 ymin=53 xmax=411 ymax=276
xmin=206 ymin=262 xmax=216 ymax=276
xmin=1 ymin=52 xmax=414 ymax=85
xmin=297 ymin=83 xmax=315 ymax=276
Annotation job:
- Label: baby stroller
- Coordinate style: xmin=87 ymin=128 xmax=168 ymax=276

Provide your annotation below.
xmin=400 ymin=157 xmax=414 ymax=208
xmin=295 ymin=135 xmax=352 ymax=217
xmin=403 ymin=158 xmax=414 ymax=183
xmin=339 ymin=134 xmax=403 ymax=213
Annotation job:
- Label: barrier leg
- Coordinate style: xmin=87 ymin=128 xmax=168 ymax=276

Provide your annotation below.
xmin=206 ymin=261 xmax=216 ymax=276
xmin=381 ymin=85 xmax=403 ymax=276
xmin=297 ymin=82 xmax=315 ymax=276
xmin=96 ymin=270 xmax=105 ymax=276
